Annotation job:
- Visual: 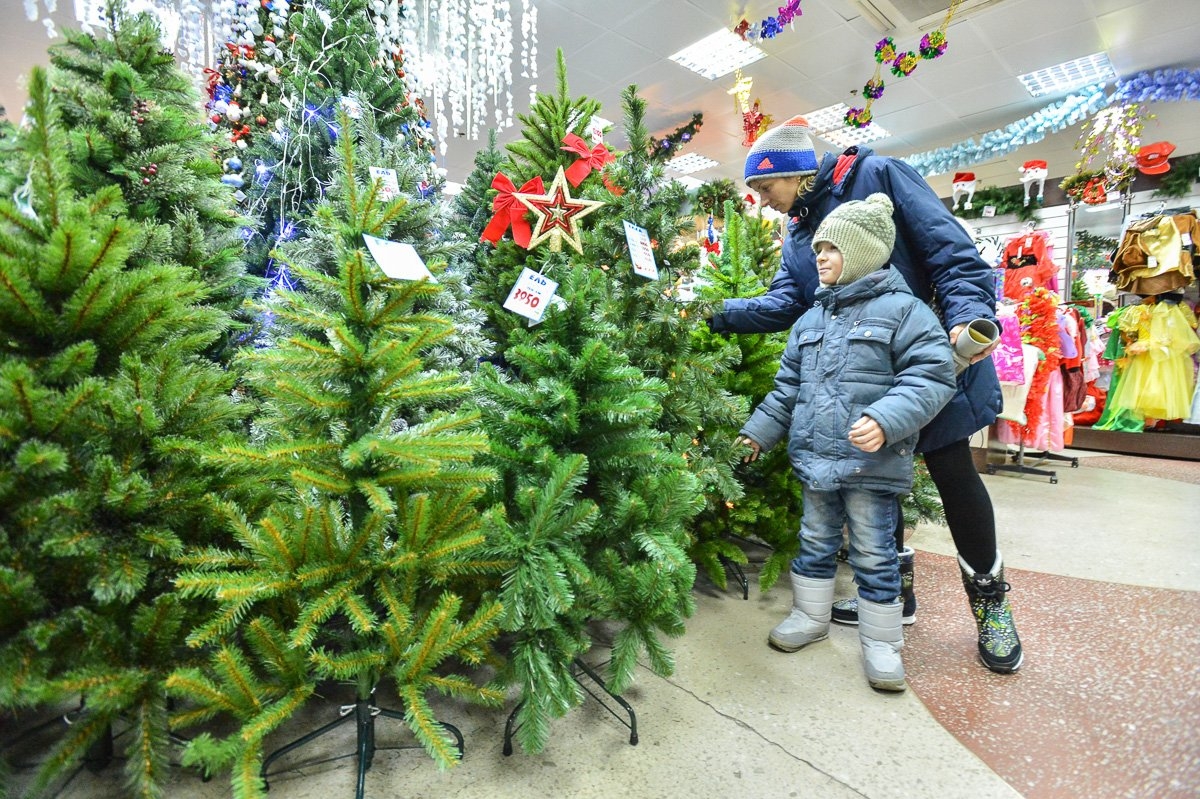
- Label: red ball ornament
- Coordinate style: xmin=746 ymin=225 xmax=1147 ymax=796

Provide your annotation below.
xmin=256 ymin=115 xmax=268 ymax=126
xmin=142 ymin=177 xmax=151 ymax=185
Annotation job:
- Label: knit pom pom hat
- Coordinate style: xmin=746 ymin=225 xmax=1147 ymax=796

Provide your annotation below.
xmin=743 ymin=115 xmax=819 ymax=186
xmin=812 ymin=193 xmax=896 ymax=285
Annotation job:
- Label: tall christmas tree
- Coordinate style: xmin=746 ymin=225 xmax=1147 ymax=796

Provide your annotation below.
xmin=43 ymin=2 xmax=258 ymax=361
xmin=0 ymin=68 xmax=246 ymax=798
xmin=464 ymin=55 xmax=702 ymax=754
xmin=166 ymin=111 xmax=503 ymax=797
xmin=234 ymin=0 xmax=435 ymax=283
xmin=589 ymin=87 xmax=748 ymax=584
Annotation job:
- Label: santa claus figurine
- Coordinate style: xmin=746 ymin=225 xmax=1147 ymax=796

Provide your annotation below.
xmin=1019 ymin=160 xmax=1048 ymax=207
xmin=951 ymin=172 xmax=977 ymax=211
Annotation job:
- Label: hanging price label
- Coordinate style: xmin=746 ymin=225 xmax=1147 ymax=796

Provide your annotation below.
xmin=369 ymin=167 xmax=401 ymax=201
xmin=503 ymin=267 xmax=558 ymax=323
xmin=362 ymin=234 xmax=436 ymax=281
xmin=623 ymin=220 xmax=659 ymax=280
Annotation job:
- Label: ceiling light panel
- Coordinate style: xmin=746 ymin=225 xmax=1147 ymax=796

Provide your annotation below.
xmin=799 ymin=103 xmax=891 ymax=149
xmin=1018 ymin=52 xmax=1116 ymax=98
xmin=666 ymin=153 xmax=721 ymax=175
xmin=669 ymin=29 xmax=767 ymax=80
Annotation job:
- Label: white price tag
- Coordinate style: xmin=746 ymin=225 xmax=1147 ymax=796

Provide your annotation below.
xmin=503 ymin=267 xmax=558 ymax=323
xmin=369 ymin=167 xmax=401 ymax=201
xmin=623 ymin=220 xmax=659 ymax=280
xmin=362 ymin=234 xmax=436 ymax=282
xmin=981 ymin=205 xmax=996 ymax=218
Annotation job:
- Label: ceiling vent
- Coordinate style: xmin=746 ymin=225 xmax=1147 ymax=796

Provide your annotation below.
xmin=847 ymin=0 xmax=1009 ymax=33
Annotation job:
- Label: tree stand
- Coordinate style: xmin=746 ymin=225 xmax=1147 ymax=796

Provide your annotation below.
xmin=261 ymin=689 xmax=463 ymax=799
xmin=502 ymin=657 xmax=638 ymax=756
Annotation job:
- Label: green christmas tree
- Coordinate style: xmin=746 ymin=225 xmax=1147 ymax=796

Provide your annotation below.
xmin=690 ymin=202 xmax=803 ymax=590
xmin=0 ymin=68 xmax=245 ymax=799
xmin=589 ymin=88 xmax=748 ymax=583
xmin=465 ymin=56 xmax=702 ymax=753
xmin=42 ymin=2 xmax=258 ymax=361
xmin=166 ymin=111 xmax=503 ymax=797
xmin=237 ymin=0 xmax=435 ymax=282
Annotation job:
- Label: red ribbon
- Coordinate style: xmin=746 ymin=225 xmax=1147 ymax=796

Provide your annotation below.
xmin=561 ymin=133 xmax=614 ymax=187
xmin=480 ymin=172 xmax=544 ymax=247
xmin=202 ymin=68 xmax=222 ymax=97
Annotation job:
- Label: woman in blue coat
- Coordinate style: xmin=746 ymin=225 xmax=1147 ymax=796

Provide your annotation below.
xmin=709 ymin=116 xmax=1022 ymax=673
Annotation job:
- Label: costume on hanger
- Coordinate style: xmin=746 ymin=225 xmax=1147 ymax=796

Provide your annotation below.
xmin=996 ymin=288 xmax=1067 ymax=450
xmin=1110 ymin=211 xmax=1199 ymax=296
xmin=1094 ymin=299 xmax=1200 ymax=430
xmin=1002 ymin=228 xmax=1057 ymax=301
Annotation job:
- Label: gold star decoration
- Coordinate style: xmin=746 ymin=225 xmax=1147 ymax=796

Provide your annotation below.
xmin=513 ymin=167 xmax=605 ymax=253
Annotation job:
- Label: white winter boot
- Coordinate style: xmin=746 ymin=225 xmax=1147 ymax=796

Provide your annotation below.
xmin=768 ymin=573 xmax=835 ymax=652
xmin=857 ymin=595 xmax=906 ymax=692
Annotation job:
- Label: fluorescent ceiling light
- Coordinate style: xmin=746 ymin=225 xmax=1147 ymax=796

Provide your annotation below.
xmin=665 ymin=152 xmax=721 ymax=175
xmin=800 ymin=103 xmax=890 ymax=149
xmin=673 ymin=175 xmax=706 ymax=191
xmin=670 ymin=29 xmax=766 ymax=80
xmin=1018 ymin=52 xmax=1116 ymax=98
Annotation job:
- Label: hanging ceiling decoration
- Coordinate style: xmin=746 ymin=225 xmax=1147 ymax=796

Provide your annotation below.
xmin=399 ymin=0 xmax=539 ymax=155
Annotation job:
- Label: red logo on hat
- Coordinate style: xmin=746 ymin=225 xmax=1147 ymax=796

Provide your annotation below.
xmin=756 ymin=157 xmax=775 ymax=171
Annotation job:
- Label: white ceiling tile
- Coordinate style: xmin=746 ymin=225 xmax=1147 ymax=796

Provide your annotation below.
xmin=993 ymin=21 xmax=1108 ymax=76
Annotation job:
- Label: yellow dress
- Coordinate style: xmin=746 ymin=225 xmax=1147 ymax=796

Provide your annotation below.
xmin=1108 ymin=302 xmax=1200 ymax=421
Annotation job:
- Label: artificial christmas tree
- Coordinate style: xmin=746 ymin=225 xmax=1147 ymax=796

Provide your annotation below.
xmin=464 ymin=56 xmax=703 ymax=754
xmin=42 ymin=3 xmax=257 ymax=362
xmin=232 ymin=0 xmax=435 ymax=283
xmin=166 ymin=111 xmax=503 ymax=799
xmin=0 ymin=67 xmax=246 ymax=799
xmin=689 ymin=200 xmax=803 ymax=590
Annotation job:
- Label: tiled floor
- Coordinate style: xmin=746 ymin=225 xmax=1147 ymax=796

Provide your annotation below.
xmin=4 ymin=449 xmax=1199 ymax=799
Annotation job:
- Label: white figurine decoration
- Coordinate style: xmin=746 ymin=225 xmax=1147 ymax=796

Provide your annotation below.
xmin=1019 ymin=160 xmax=1048 ymax=207
xmin=951 ymin=171 xmax=977 ymax=211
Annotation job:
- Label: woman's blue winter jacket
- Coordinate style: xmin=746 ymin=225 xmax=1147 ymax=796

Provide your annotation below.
xmin=711 ymin=146 xmax=1002 ymax=452
xmin=740 ymin=268 xmax=957 ymax=494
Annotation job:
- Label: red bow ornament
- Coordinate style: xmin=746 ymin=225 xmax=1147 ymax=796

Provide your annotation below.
xmin=561 ymin=133 xmax=615 ymax=187
xmin=481 ymin=172 xmax=545 ymax=247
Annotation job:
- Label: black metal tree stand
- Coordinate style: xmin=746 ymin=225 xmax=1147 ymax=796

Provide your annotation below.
xmin=260 ymin=681 xmax=463 ymax=799
xmin=502 ymin=657 xmax=638 ymax=756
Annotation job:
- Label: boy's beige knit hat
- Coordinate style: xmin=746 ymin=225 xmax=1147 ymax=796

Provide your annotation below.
xmin=811 ymin=193 xmax=896 ymax=285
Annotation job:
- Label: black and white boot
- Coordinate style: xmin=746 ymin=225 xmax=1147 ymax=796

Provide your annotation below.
xmin=831 ymin=546 xmax=916 ymax=626
xmin=960 ymin=553 xmax=1024 ymax=673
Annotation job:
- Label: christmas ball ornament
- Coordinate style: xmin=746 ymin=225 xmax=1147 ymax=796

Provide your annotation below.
xmin=256 ymin=114 xmax=268 ymax=126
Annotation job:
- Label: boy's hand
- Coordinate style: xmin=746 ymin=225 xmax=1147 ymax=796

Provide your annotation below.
xmin=736 ymin=436 xmax=762 ymax=462
xmin=848 ymin=416 xmax=885 ymax=452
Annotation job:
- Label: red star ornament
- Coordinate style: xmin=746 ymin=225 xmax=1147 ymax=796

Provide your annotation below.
xmin=513 ymin=167 xmax=605 ymax=253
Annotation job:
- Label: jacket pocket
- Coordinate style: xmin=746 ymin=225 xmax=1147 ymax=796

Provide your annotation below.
xmin=844 ymin=319 xmax=896 ymax=376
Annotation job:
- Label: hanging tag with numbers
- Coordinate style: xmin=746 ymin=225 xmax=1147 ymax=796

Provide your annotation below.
xmin=503 ymin=267 xmax=558 ymax=323
xmin=623 ymin=220 xmax=658 ymax=280
xmin=369 ymin=167 xmax=401 ymax=201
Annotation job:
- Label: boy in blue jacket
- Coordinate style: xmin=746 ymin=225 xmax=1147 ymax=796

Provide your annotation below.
xmin=739 ymin=193 xmax=955 ymax=691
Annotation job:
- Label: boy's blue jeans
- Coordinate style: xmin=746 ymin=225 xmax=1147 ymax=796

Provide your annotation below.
xmin=792 ymin=486 xmax=901 ymax=605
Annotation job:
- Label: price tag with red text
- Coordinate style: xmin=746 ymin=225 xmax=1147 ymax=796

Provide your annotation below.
xmin=503 ymin=267 xmax=558 ymax=323
xmin=623 ymin=220 xmax=659 ymax=280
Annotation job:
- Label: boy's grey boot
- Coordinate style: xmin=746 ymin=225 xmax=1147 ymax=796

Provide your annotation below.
xmin=857 ymin=596 xmax=906 ymax=692
xmin=960 ymin=553 xmax=1024 ymax=673
xmin=768 ymin=573 xmax=835 ymax=652
xmin=832 ymin=546 xmax=917 ymax=626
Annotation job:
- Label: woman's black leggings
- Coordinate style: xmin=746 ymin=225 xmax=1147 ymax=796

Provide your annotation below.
xmin=894 ymin=437 xmax=997 ymax=574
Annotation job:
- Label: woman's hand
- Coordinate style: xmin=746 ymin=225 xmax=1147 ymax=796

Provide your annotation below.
xmin=737 ymin=436 xmax=762 ymax=462
xmin=949 ymin=322 xmax=1000 ymax=363
xmin=848 ymin=416 xmax=885 ymax=452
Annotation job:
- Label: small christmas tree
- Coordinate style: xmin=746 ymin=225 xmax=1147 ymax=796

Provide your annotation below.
xmin=167 ymin=111 xmax=503 ymax=797
xmin=691 ymin=201 xmax=804 ymax=589
xmin=44 ymin=2 xmax=258 ymax=361
xmin=0 ymin=67 xmax=245 ymax=799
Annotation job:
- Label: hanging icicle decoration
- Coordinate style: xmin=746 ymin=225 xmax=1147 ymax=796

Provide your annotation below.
xmin=399 ymin=0 xmax=539 ymax=155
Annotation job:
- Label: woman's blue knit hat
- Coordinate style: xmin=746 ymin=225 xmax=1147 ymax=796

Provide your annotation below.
xmin=744 ymin=115 xmax=819 ymax=185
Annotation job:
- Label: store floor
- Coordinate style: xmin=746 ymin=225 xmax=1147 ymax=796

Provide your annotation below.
xmin=7 ymin=450 xmax=1199 ymax=799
